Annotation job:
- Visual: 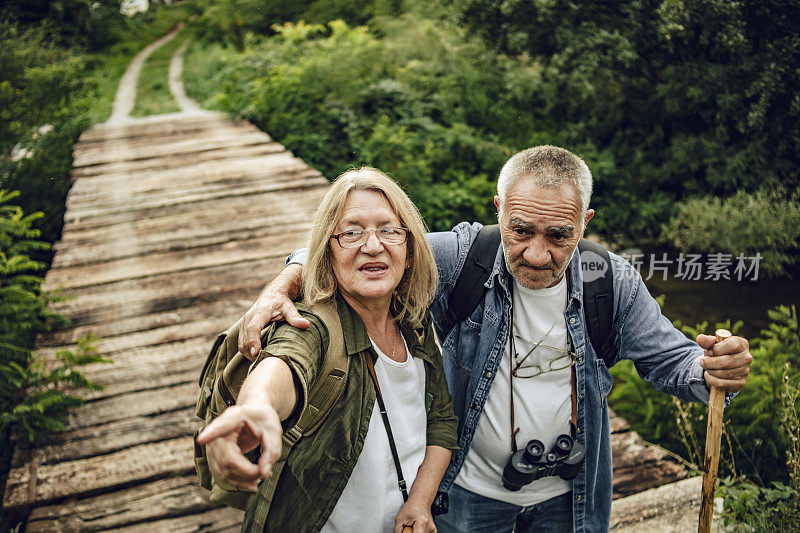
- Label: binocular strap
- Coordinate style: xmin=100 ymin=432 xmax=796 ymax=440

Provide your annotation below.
xmin=509 ymin=316 xmax=579 ymax=453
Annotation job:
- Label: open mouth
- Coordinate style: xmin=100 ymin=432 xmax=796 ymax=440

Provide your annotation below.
xmin=359 ymin=262 xmax=389 ymax=274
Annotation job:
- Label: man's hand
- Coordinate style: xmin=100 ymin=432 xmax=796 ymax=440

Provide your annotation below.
xmin=394 ymin=497 xmax=436 ymax=533
xmin=196 ymin=404 xmax=283 ymax=492
xmin=696 ymin=334 xmax=753 ymax=393
xmin=239 ymin=264 xmax=308 ymax=360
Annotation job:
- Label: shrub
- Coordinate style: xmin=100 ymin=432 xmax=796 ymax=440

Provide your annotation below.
xmin=610 ymin=304 xmax=800 ymax=486
xmin=663 ymin=190 xmax=800 ymax=278
xmin=184 ymin=16 xmax=526 ymax=230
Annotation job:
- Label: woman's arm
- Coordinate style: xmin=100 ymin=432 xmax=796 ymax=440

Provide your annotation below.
xmin=394 ymin=445 xmax=451 ymax=533
xmin=196 ymin=357 xmax=298 ymax=492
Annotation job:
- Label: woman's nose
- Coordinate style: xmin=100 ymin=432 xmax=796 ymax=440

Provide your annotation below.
xmin=361 ymin=231 xmax=384 ymax=253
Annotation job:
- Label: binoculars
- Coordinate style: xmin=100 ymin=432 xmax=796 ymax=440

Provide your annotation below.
xmin=502 ymin=434 xmax=586 ymax=491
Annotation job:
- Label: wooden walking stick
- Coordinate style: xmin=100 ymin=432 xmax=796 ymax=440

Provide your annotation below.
xmin=698 ymin=328 xmax=732 ymax=533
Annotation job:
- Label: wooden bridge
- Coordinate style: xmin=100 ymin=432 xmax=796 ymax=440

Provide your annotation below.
xmin=2 ymin=30 xmax=697 ymax=531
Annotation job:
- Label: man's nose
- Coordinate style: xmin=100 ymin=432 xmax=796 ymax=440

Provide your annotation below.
xmin=522 ymin=239 xmax=550 ymax=266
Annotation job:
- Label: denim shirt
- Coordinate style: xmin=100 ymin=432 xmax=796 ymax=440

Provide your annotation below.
xmin=427 ymin=222 xmax=713 ymax=533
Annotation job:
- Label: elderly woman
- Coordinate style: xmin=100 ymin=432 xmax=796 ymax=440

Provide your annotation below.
xmin=197 ymin=168 xmax=458 ymax=533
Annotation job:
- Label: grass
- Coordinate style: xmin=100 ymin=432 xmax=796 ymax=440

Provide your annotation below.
xmin=131 ymin=29 xmax=190 ymax=117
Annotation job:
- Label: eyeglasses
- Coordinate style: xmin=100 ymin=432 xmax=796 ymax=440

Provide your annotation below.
xmin=512 ymin=348 xmax=577 ymax=378
xmin=511 ymin=329 xmax=576 ymax=378
xmin=331 ymin=227 xmax=409 ymax=249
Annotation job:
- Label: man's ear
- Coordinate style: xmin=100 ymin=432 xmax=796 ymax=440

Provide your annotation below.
xmin=494 ymin=196 xmax=500 ymax=210
xmin=581 ymin=209 xmax=595 ymax=238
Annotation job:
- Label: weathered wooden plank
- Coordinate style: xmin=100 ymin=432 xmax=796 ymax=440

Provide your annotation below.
xmin=76 ymin=111 xmax=231 ymax=142
xmin=610 ymin=477 xmax=704 ymax=531
xmin=66 ymin=148 xmax=303 ymax=205
xmin=611 ymin=430 xmax=687 ymax=498
xmin=55 ymin=187 xmax=322 ymax=252
xmin=60 ymin=176 xmax=325 ymax=234
xmin=72 ymin=130 xmax=271 ymax=168
xmin=73 ymin=125 xmax=265 ymax=159
xmin=40 ymin=337 xmax=209 ymax=391
xmin=110 ymin=506 xmax=242 ymax=533
xmin=52 ymin=210 xmax=315 ymax=268
xmin=25 ymin=475 xmax=231 ymax=532
xmin=46 ymin=227 xmax=314 ymax=289
xmin=62 ymin=170 xmax=323 ymax=223
xmin=73 ymin=118 xmax=259 ymax=152
xmin=66 ymin=382 xmax=197 ymax=430
xmin=43 ymin=257 xmax=284 ymax=326
xmin=4 ymin=437 xmax=196 ymax=511
xmin=15 ymin=411 xmax=199 ymax=467
xmin=36 ymin=296 xmax=250 ymax=347
xmin=38 ymin=316 xmax=233 ymax=361
xmin=609 ymin=409 xmax=631 ymax=433
xmin=72 ymin=142 xmax=289 ymax=181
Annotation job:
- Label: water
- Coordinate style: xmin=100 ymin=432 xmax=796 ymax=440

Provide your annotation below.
xmin=642 ymin=271 xmax=798 ymax=340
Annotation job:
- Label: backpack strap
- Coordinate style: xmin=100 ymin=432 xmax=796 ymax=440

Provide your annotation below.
xmin=440 ymin=224 xmax=502 ymax=334
xmin=244 ymin=298 xmax=349 ymax=532
xmin=577 ymin=239 xmax=617 ymax=367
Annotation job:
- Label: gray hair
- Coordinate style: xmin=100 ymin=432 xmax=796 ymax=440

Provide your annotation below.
xmin=496 ymin=145 xmax=593 ymax=214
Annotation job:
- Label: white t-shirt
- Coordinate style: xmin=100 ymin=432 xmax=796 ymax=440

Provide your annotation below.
xmin=322 ymin=336 xmax=427 ymax=533
xmin=455 ymin=276 xmax=573 ymax=506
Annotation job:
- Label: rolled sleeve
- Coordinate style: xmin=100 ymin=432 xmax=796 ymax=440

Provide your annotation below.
xmin=249 ymin=313 xmax=329 ymax=427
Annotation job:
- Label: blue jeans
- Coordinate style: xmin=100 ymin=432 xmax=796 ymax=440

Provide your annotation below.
xmin=435 ymin=484 xmax=573 ymax=533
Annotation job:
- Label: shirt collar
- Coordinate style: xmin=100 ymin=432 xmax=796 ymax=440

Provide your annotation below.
xmin=335 ymin=293 xmax=433 ymax=364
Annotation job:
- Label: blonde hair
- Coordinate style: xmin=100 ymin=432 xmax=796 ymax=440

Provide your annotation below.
xmin=302 ymin=167 xmax=437 ymax=328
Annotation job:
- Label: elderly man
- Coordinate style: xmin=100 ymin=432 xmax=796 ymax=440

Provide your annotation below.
xmin=238 ymin=146 xmax=752 ymax=532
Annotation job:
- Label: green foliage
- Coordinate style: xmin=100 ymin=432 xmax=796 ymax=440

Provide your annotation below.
xmin=663 ymin=190 xmax=800 ymax=277
xmin=0 ymin=333 xmax=109 ymax=442
xmin=0 ymin=188 xmax=109 ymax=444
xmin=189 ymin=0 xmax=375 ymax=50
xmin=610 ymin=304 xmax=800 ymax=486
xmin=1 ymin=4 xmax=193 ymax=247
xmin=0 ymin=190 xmax=55 ymax=354
xmin=718 ymin=478 xmax=800 ymax=530
xmin=185 ymin=14 xmax=537 ymax=230
xmin=1 ymin=0 xmax=129 ymax=51
xmin=453 ymin=0 xmax=800 ymax=246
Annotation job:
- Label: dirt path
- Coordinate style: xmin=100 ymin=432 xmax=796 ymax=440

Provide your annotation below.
xmin=107 ymin=24 xmax=184 ymax=124
xmin=169 ymin=42 xmax=203 ymax=113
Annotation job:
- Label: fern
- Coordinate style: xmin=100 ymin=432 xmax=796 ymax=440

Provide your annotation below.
xmin=0 ymin=190 xmax=111 ymax=445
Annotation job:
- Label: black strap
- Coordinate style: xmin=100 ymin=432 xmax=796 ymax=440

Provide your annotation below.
xmin=576 ymin=239 xmax=616 ymax=367
xmin=441 ymin=224 xmax=501 ymax=333
xmin=365 ymin=355 xmax=409 ymax=502
xmin=444 ymin=224 xmax=617 ymax=367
